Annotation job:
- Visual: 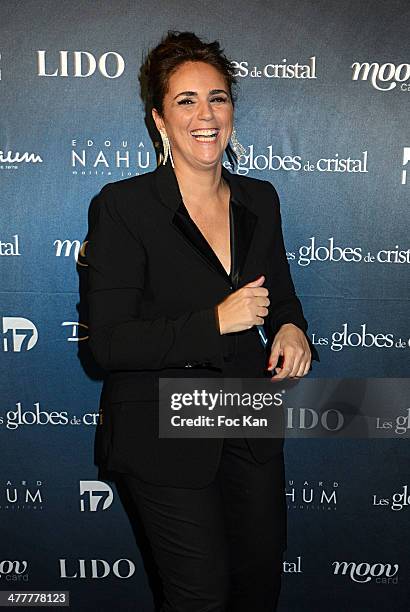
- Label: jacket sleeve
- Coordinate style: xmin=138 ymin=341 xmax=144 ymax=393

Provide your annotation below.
xmin=264 ymin=181 xmax=320 ymax=363
xmin=86 ymin=184 xmax=225 ymax=371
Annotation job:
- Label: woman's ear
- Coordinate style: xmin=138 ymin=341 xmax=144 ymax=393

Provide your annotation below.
xmin=151 ymin=107 xmax=164 ymax=133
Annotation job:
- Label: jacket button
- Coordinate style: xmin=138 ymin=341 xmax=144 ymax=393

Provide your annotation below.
xmin=184 ymin=362 xmax=193 ymax=368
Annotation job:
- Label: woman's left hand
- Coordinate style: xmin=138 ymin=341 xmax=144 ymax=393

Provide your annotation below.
xmin=267 ymin=323 xmax=311 ymax=380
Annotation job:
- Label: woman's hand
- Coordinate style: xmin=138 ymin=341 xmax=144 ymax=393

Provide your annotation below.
xmin=267 ymin=323 xmax=311 ymax=380
xmin=216 ymin=275 xmax=270 ymax=334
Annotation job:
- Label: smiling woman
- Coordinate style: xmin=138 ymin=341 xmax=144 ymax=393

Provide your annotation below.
xmin=152 ymin=61 xmax=234 ymax=169
xmin=88 ymin=29 xmax=318 ymax=612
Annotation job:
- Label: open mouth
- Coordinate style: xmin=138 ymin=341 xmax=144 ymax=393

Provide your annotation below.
xmin=190 ymin=128 xmax=220 ymax=142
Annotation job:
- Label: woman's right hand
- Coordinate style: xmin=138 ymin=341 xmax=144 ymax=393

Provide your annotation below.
xmin=216 ymin=275 xmax=270 ymax=334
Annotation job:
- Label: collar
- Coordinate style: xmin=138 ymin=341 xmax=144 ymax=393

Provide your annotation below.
xmin=152 ymin=160 xmax=258 ymax=289
xmin=153 ymin=159 xmax=255 ymax=213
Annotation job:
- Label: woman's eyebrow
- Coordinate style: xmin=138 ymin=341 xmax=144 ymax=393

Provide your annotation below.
xmin=209 ymin=89 xmax=229 ymax=96
xmin=173 ymin=90 xmax=197 ymax=99
xmin=173 ymin=89 xmax=229 ymax=99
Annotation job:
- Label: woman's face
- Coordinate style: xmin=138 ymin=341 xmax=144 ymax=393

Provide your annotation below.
xmin=152 ymin=61 xmax=234 ymax=171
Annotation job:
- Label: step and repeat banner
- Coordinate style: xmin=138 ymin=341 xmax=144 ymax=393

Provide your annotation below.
xmin=1 ymin=1 xmax=409 ymax=610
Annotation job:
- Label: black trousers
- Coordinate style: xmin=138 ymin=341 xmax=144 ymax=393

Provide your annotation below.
xmin=121 ymin=438 xmax=287 ymax=612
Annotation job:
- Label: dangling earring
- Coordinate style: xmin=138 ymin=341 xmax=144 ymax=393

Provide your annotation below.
xmin=159 ymin=129 xmax=174 ymax=168
xmin=230 ymin=126 xmax=246 ymax=158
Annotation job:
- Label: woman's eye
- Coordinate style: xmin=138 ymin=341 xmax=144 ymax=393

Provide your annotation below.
xmin=177 ymin=97 xmax=228 ymax=105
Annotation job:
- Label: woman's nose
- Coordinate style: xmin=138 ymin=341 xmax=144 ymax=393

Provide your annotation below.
xmin=197 ymin=100 xmax=214 ymax=120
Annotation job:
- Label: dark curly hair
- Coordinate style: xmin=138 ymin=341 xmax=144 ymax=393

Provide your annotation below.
xmin=141 ymin=30 xmax=238 ymax=117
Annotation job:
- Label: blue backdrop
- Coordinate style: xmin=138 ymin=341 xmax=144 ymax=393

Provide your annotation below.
xmin=1 ymin=1 xmax=409 ymax=610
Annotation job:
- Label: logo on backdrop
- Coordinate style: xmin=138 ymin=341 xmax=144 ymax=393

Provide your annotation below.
xmin=37 ymin=51 xmax=125 ymax=78
xmin=0 ymin=481 xmax=43 ymax=511
xmin=54 ymin=238 xmax=87 ymax=262
xmin=283 ymin=556 xmax=303 ymax=574
xmin=332 ymin=560 xmax=399 ymax=583
xmin=402 ymin=147 xmax=410 ymax=184
xmin=0 ymin=402 xmax=99 ymax=429
xmin=0 ymin=560 xmax=29 ymax=581
xmin=372 ymin=484 xmax=410 ymax=511
xmin=286 ymin=237 xmax=410 ymax=266
xmin=62 ymin=322 xmax=88 ymax=342
xmin=79 ymin=481 xmax=114 ymax=511
xmin=0 ymin=235 xmax=20 ymax=256
xmin=0 ymin=149 xmax=43 ymax=170
xmin=2 ymin=317 xmax=38 ymax=352
xmin=71 ymin=140 xmax=368 ymax=178
xmin=224 ymin=149 xmax=368 ymax=175
xmin=232 ymin=57 xmax=317 ymax=79
xmin=286 ymin=480 xmax=338 ymax=510
xmin=70 ymin=139 xmax=152 ymax=177
xmin=311 ymin=323 xmax=410 ymax=352
xmin=59 ymin=559 xmax=135 ymax=579
xmin=351 ymin=61 xmax=410 ymax=91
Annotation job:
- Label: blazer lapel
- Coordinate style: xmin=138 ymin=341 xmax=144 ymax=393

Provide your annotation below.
xmin=153 ymin=161 xmax=258 ymax=289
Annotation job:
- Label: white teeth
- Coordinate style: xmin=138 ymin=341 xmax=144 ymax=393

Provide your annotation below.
xmin=191 ymin=129 xmax=219 ymax=136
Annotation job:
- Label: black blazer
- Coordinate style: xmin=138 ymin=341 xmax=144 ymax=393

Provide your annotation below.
xmin=86 ymin=161 xmax=319 ymax=487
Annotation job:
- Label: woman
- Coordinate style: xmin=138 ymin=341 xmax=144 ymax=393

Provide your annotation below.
xmin=87 ymin=31 xmax=319 ymax=612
